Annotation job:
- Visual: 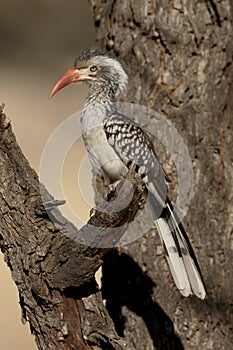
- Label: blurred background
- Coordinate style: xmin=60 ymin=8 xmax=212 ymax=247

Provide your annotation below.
xmin=0 ymin=1 xmax=95 ymax=348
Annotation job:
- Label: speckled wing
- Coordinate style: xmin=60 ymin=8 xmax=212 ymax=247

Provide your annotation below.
xmin=103 ymin=111 xmax=167 ymax=209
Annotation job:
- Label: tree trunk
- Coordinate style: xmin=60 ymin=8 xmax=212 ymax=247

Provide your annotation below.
xmin=1 ymin=1 xmax=233 ymax=349
xmin=89 ymin=0 xmax=233 ymax=349
xmin=0 ymin=102 xmax=145 ymax=349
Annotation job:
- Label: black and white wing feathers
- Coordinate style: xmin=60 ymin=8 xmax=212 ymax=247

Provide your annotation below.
xmin=104 ymin=112 xmax=167 ymax=209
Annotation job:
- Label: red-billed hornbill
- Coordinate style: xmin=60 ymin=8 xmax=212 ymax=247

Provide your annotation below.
xmin=50 ymin=48 xmax=206 ymax=299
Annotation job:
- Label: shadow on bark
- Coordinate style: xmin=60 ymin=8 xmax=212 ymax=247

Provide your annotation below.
xmin=102 ymin=251 xmax=184 ymax=350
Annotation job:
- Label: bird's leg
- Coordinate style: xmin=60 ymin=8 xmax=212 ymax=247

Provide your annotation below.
xmin=127 ymin=161 xmax=140 ymax=178
xmin=105 ymin=161 xmax=139 ymax=202
xmin=105 ymin=180 xmax=123 ymax=201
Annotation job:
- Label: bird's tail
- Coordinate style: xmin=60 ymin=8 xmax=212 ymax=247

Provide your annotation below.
xmin=155 ymin=201 xmax=206 ymax=299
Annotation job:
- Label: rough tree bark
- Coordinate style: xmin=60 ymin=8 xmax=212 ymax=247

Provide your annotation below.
xmin=0 ymin=101 xmax=145 ymax=350
xmin=0 ymin=1 xmax=233 ymax=350
xmin=89 ymin=0 xmax=233 ymax=349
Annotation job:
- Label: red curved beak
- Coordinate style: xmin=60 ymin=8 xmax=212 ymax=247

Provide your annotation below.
xmin=49 ymin=66 xmax=81 ymax=98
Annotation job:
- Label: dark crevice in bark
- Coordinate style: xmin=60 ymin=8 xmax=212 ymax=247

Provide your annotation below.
xmin=205 ymin=0 xmax=222 ymax=27
xmin=154 ymin=30 xmax=172 ymax=56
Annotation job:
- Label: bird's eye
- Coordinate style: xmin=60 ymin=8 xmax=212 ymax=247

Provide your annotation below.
xmin=90 ymin=66 xmax=97 ymax=72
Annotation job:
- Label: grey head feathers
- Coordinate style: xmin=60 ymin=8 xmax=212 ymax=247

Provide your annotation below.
xmin=74 ymin=48 xmax=128 ymax=97
xmin=74 ymin=48 xmax=116 ymax=66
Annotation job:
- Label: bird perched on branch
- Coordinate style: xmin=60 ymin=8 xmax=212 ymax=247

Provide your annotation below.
xmin=50 ymin=48 xmax=206 ymax=299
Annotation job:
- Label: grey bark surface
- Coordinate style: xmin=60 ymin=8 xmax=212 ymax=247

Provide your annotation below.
xmin=89 ymin=0 xmax=233 ymax=349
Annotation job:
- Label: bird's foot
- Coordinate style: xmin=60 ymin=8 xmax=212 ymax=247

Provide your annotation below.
xmin=105 ymin=180 xmax=122 ymax=201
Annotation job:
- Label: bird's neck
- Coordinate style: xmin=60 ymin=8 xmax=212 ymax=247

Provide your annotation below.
xmin=86 ymin=83 xmax=116 ymax=106
xmin=81 ymin=85 xmax=116 ymax=132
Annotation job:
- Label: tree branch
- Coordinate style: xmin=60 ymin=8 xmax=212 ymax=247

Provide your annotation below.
xmin=0 ymin=104 xmax=144 ymax=349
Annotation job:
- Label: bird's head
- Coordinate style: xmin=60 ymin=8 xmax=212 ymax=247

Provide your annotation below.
xmin=50 ymin=48 xmax=128 ymax=99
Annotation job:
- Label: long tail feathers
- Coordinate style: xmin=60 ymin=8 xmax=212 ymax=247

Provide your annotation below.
xmin=155 ymin=203 xmax=206 ymax=299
